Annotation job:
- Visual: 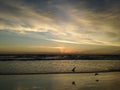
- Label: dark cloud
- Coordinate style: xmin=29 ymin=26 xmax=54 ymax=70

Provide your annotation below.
xmin=0 ymin=1 xmax=18 ymax=12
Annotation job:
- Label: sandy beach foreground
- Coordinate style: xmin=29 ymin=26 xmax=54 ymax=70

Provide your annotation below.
xmin=0 ymin=72 xmax=120 ymax=90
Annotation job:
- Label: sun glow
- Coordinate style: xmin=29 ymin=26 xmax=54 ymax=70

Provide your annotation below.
xmin=57 ymin=46 xmax=76 ymax=54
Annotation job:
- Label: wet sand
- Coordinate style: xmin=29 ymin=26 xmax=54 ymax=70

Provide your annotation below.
xmin=0 ymin=72 xmax=120 ymax=90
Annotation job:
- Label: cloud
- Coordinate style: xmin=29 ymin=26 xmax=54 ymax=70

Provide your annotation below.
xmin=0 ymin=0 xmax=120 ymax=47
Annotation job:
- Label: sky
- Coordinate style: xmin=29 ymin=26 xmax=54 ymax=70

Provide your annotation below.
xmin=0 ymin=0 xmax=120 ymax=54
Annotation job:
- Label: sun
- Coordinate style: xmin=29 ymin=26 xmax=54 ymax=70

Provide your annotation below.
xmin=58 ymin=46 xmax=75 ymax=54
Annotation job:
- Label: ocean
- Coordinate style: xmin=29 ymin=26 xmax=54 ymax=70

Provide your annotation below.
xmin=0 ymin=60 xmax=120 ymax=74
xmin=0 ymin=54 xmax=120 ymax=90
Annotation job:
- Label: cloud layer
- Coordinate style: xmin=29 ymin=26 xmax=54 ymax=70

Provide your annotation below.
xmin=0 ymin=0 xmax=120 ymax=49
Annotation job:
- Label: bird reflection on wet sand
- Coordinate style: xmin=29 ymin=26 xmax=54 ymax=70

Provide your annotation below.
xmin=72 ymin=81 xmax=76 ymax=86
xmin=95 ymin=79 xmax=99 ymax=82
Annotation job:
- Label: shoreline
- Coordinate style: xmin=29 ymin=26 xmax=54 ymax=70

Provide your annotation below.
xmin=1 ymin=71 xmax=120 ymax=75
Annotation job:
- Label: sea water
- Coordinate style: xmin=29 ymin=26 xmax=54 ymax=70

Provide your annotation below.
xmin=0 ymin=60 xmax=120 ymax=74
xmin=0 ymin=60 xmax=120 ymax=90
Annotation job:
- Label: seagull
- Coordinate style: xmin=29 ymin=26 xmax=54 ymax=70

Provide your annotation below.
xmin=72 ymin=67 xmax=76 ymax=72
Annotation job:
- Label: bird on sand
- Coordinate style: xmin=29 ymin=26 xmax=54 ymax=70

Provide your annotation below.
xmin=95 ymin=73 xmax=99 ymax=76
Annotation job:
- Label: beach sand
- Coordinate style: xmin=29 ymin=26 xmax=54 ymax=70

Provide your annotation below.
xmin=0 ymin=72 xmax=120 ymax=90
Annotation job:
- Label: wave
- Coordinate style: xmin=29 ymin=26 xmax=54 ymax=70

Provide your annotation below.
xmin=0 ymin=54 xmax=120 ymax=60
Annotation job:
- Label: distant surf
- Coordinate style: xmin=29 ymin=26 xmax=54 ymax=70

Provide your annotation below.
xmin=0 ymin=54 xmax=120 ymax=60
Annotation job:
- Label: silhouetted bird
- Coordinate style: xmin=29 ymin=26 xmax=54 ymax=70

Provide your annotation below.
xmin=95 ymin=73 xmax=99 ymax=76
xmin=72 ymin=67 xmax=76 ymax=72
